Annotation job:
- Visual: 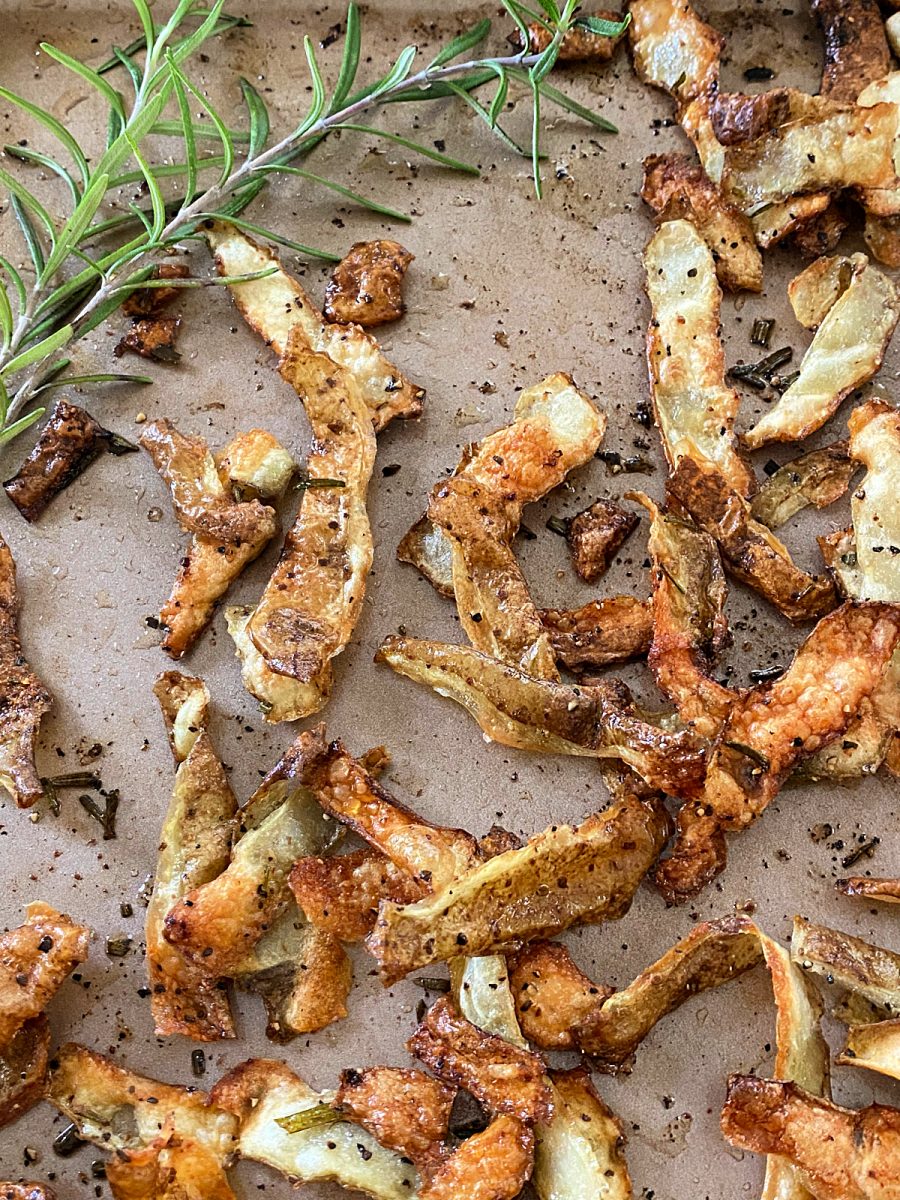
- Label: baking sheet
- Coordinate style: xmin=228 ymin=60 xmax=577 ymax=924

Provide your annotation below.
xmin=0 ymin=1 xmax=898 ymax=1195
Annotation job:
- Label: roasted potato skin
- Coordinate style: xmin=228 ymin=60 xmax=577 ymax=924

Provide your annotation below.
xmin=0 ymin=1186 xmax=55 ymax=1200
xmin=641 ymin=153 xmax=763 ymax=292
xmin=0 ymin=1015 xmax=49 ymax=1130
xmin=419 ymin=1115 xmax=534 ymax=1200
xmin=516 ymin=10 xmax=625 ymax=60
xmin=565 ymin=498 xmax=640 ymax=582
xmin=116 ymin=315 xmax=182 ymax=362
xmin=0 ymin=903 xmax=91 ymax=1046
xmin=335 ymin=1066 xmax=454 ymax=1174
xmin=667 ymin=456 xmax=837 ymax=623
xmin=0 ymin=539 xmax=52 ymax=808
xmin=408 ymin=996 xmax=553 ymax=1124
xmin=722 ymin=1076 xmax=900 ymax=1200
xmin=324 ymin=240 xmax=414 ymax=327
xmin=3 ymin=398 xmax=132 ymax=522
xmin=811 ymin=0 xmax=891 ymax=102
xmin=290 ymin=848 xmax=425 ymax=942
xmin=507 ymin=940 xmax=611 ymax=1050
xmin=539 ymin=596 xmax=652 ymax=671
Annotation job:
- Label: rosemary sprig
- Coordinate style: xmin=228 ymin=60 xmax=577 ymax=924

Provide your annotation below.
xmin=0 ymin=0 xmax=624 ymax=445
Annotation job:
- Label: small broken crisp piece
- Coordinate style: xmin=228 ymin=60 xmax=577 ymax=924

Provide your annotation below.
xmin=163 ymin=727 xmax=337 ymax=980
xmin=745 ymin=256 xmax=900 ymax=449
xmin=564 ymin=498 xmax=639 ymax=582
xmin=0 ymin=902 xmax=90 ymax=1048
xmin=146 ymin=672 xmax=237 ymax=1041
xmin=539 ymin=596 xmax=652 ymax=671
xmin=49 ymin=1045 xmax=237 ymax=1162
xmin=657 ymin=602 xmax=900 ymax=901
xmin=667 ymin=456 xmax=837 ymax=622
xmin=245 ymin=338 xmax=376 ymax=711
xmin=213 ymin=428 xmax=296 ymax=501
xmin=1 ymin=1016 xmax=48 ymax=1130
xmin=211 ymin=1058 xmax=419 ymax=1196
xmin=3 ymin=397 xmax=137 ymax=522
xmin=420 ymin=1115 xmax=534 ymax=1200
xmin=0 ymin=1186 xmax=55 ymax=1200
xmin=104 ymin=1133 xmax=238 ymax=1200
xmin=514 ymin=10 xmax=626 ymax=59
xmin=0 ymin=537 xmax=52 ymax=807
xmin=507 ymin=941 xmax=612 ymax=1051
xmin=721 ymin=1077 xmax=900 ymax=1200
xmin=122 ymin=262 xmax=190 ymax=316
xmin=335 ymin=1066 xmax=454 ymax=1175
xmin=116 ymin=315 xmax=182 ymax=362
xmin=628 ymin=0 xmax=722 ymax=105
xmin=750 ymin=192 xmax=834 ymax=250
xmin=428 ymin=373 xmax=606 ymax=679
xmin=644 ymin=219 xmax=755 ymax=496
xmin=324 ymin=239 xmax=413 ymax=327
xmin=397 ymin=514 xmax=454 ymax=597
xmin=376 ymin=636 xmax=706 ymax=797
xmin=750 ymin=442 xmax=856 ymax=530
xmin=306 ymin=739 xmax=479 ymax=892
xmin=206 ymin=221 xmax=424 ymax=431
xmin=367 ymin=793 xmax=671 ymax=982
xmin=790 ymin=201 xmax=849 ymax=260
xmin=408 ymin=996 xmax=553 ymax=1124
xmin=637 ymin=493 xmax=733 ymax=738
xmin=290 ymin=848 xmax=425 ymax=942
xmin=641 ymin=153 xmax=763 ymax=292
xmin=792 ymin=916 xmax=900 ymax=1016
xmin=534 ymin=1068 xmax=631 ymax=1200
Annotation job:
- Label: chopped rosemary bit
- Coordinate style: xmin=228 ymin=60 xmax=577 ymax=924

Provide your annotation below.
xmin=191 ymin=1048 xmax=207 ymax=1077
xmin=748 ymin=665 xmax=784 ymax=684
xmin=276 ymin=1103 xmax=343 ymax=1134
xmin=105 ymin=933 xmax=132 ymax=957
xmin=47 ymin=771 xmax=102 ymax=789
xmin=41 ymin=778 xmax=60 ymax=816
xmin=296 ymin=476 xmax=347 ymax=491
xmin=413 ymin=976 xmax=451 ymax=992
xmin=841 ymin=837 xmax=880 ymax=870
xmin=596 ymin=449 xmax=655 ymax=474
xmin=105 ymin=432 xmax=140 ymax=456
xmin=546 ymin=516 xmax=569 ymax=537
xmin=52 ymin=1123 xmax=85 ymax=1157
xmin=79 ymin=789 xmax=119 ymax=839
xmin=750 ymin=318 xmax=775 ymax=348
xmin=120 ymin=901 xmax=134 ymax=918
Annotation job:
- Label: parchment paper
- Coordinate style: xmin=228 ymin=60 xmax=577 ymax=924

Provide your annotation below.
xmin=0 ymin=2 xmax=898 ymax=1196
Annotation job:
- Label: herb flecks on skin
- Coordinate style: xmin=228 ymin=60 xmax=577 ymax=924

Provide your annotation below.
xmin=0 ymin=0 xmax=620 ymax=444
xmin=276 ymin=1103 xmax=344 ymax=1134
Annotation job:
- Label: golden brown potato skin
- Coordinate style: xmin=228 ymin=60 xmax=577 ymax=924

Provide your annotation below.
xmin=656 ymin=602 xmax=900 ymax=901
xmin=811 ymin=0 xmax=891 ymax=102
xmin=335 ymin=1066 xmax=454 ymax=1174
xmin=641 ymin=152 xmax=763 ymax=292
xmin=104 ymin=1137 xmax=237 ymax=1200
xmin=420 ymin=1115 xmax=534 ymax=1200
xmin=722 ymin=1076 xmax=900 ymax=1200
xmin=539 ymin=596 xmax=652 ymax=671
xmin=838 ymin=877 xmax=900 ymax=905
xmin=3 ymin=398 xmax=132 ymax=522
xmin=0 ymin=1016 xmax=49 ymax=1130
xmin=290 ymin=848 xmax=426 ymax=942
xmin=507 ymin=941 xmax=612 ymax=1050
xmin=667 ymin=456 xmax=837 ymax=623
xmin=408 ymin=996 xmax=553 ymax=1124
xmin=565 ymin=498 xmax=640 ymax=582
xmin=324 ymin=240 xmax=414 ymax=327
xmin=0 ymin=1185 xmax=56 ymax=1200
xmin=116 ymin=314 xmax=182 ymax=362
xmin=0 ymin=539 xmax=52 ymax=808
xmin=0 ymin=903 xmax=91 ymax=1046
